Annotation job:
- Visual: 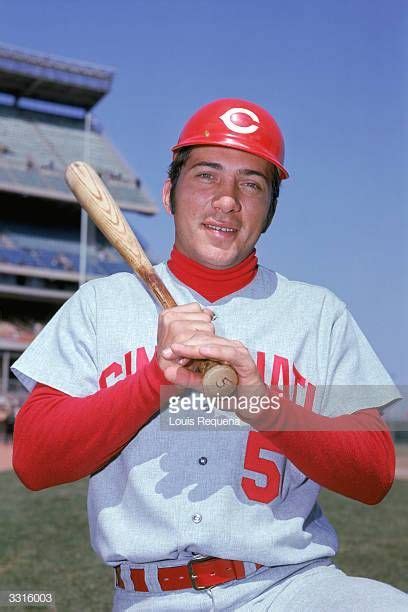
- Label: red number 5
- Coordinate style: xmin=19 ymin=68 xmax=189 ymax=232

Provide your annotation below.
xmin=241 ymin=432 xmax=281 ymax=503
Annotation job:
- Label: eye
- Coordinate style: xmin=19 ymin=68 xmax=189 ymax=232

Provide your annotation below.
xmin=242 ymin=181 xmax=262 ymax=192
xmin=197 ymin=172 xmax=214 ymax=180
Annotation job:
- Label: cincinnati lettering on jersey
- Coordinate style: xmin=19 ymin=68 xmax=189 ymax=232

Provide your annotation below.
xmin=99 ymin=347 xmax=316 ymax=411
xmin=256 ymin=351 xmax=316 ymax=410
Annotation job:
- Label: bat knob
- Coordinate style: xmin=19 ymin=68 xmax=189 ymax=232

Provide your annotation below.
xmin=202 ymin=364 xmax=238 ymax=398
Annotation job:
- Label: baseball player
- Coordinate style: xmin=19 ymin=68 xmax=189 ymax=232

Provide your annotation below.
xmin=12 ymin=99 xmax=408 ymax=611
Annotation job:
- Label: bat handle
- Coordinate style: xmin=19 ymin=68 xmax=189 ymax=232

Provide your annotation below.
xmin=150 ymin=273 xmax=238 ymax=395
xmin=191 ymin=359 xmax=238 ymax=397
xmin=147 ymin=273 xmax=238 ymax=395
xmin=145 ymin=272 xmax=177 ymax=309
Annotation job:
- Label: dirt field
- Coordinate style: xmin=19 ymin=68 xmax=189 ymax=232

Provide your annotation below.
xmin=395 ymin=443 xmax=408 ymax=480
xmin=0 ymin=439 xmax=12 ymax=472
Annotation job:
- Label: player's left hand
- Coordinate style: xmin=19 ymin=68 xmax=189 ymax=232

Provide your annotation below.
xmin=162 ymin=336 xmax=270 ymax=424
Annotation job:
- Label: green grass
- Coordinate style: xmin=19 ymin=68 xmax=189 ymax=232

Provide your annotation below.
xmin=0 ymin=472 xmax=407 ymax=611
xmin=0 ymin=473 xmax=112 ymax=611
xmin=319 ymin=483 xmax=408 ymax=592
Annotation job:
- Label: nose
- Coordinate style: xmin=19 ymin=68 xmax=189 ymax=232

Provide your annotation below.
xmin=211 ymin=182 xmax=241 ymax=214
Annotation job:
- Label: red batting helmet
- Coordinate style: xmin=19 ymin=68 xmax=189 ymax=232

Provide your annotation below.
xmin=172 ymin=98 xmax=289 ymax=179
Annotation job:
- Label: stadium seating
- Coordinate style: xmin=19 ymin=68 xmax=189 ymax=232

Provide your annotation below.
xmin=0 ymin=234 xmax=129 ymax=275
xmin=0 ymin=45 xmax=153 ymax=411
xmin=0 ymin=246 xmax=25 ymax=265
xmin=0 ymin=105 xmax=153 ymax=211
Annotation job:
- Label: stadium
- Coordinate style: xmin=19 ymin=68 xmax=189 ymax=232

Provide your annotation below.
xmin=0 ymin=43 xmax=157 ymax=433
xmin=0 ymin=33 xmax=406 ymax=608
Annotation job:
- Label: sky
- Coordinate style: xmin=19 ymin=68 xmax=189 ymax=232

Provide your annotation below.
xmin=1 ymin=0 xmax=407 ymax=385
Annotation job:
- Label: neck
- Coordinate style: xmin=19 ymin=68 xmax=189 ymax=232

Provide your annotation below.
xmin=167 ymin=247 xmax=258 ymax=302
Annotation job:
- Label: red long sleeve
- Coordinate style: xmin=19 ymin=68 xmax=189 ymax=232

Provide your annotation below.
xmin=255 ymin=401 xmax=395 ymax=505
xmin=14 ymin=358 xmax=395 ymax=505
xmin=13 ymin=354 xmax=169 ymax=491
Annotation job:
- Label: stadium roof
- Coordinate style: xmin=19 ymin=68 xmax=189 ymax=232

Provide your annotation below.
xmin=0 ymin=43 xmax=114 ymax=110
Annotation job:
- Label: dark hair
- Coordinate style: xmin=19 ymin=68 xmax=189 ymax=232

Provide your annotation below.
xmin=167 ymin=147 xmax=281 ymax=232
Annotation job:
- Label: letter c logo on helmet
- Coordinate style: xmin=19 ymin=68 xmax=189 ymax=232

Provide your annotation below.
xmin=219 ymin=107 xmax=260 ymax=134
xmin=172 ymin=98 xmax=289 ymax=179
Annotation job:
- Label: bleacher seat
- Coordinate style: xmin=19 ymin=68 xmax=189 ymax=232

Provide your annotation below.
xmin=0 ymin=234 xmax=131 ymax=276
xmin=0 ymin=246 xmax=25 ymax=265
xmin=12 ymin=168 xmax=46 ymax=189
xmin=101 ymin=261 xmax=129 ymax=274
xmin=0 ymin=166 xmax=12 ymax=184
xmin=42 ymin=174 xmax=70 ymax=194
xmin=0 ymin=105 xmax=154 ymax=212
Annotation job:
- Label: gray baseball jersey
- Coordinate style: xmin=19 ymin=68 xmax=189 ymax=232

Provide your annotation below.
xmin=12 ymin=264 xmax=400 ymax=587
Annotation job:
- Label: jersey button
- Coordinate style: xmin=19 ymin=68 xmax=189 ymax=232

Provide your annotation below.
xmin=198 ymin=457 xmax=208 ymax=465
xmin=192 ymin=514 xmax=202 ymax=523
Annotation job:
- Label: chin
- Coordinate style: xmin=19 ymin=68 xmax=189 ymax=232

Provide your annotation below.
xmin=197 ymin=250 xmax=239 ymax=270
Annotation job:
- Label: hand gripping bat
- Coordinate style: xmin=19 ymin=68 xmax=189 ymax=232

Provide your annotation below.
xmin=65 ymin=161 xmax=238 ymax=397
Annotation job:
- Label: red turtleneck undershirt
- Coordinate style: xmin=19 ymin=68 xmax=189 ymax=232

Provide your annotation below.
xmin=13 ymin=247 xmax=395 ymax=505
xmin=167 ymin=246 xmax=258 ymax=302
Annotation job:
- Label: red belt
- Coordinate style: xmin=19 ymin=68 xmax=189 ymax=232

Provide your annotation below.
xmin=115 ymin=557 xmax=262 ymax=592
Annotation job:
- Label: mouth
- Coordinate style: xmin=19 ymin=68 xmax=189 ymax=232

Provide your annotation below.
xmin=202 ymin=223 xmax=238 ymax=235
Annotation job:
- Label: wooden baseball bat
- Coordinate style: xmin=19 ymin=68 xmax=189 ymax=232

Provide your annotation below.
xmin=64 ymin=161 xmax=238 ymax=397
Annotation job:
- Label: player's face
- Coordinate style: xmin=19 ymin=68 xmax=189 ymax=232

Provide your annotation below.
xmin=163 ymin=146 xmax=273 ymax=269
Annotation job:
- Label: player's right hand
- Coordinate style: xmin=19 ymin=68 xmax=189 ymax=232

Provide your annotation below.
xmin=157 ymin=303 xmax=215 ymax=374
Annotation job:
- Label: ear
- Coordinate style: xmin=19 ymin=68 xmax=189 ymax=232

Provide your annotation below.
xmin=162 ymin=179 xmax=173 ymax=215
